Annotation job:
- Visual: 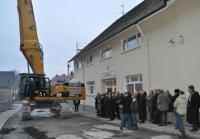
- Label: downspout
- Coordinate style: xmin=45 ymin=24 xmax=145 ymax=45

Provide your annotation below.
xmin=136 ymin=24 xmax=150 ymax=91
xmin=81 ymin=59 xmax=85 ymax=111
xmin=135 ymin=0 xmax=177 ymax=91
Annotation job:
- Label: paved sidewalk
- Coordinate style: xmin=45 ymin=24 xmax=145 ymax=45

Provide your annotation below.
xmin=0 ymin=103 xmax=21 ymax=130
xmin=76 ymin=105 xmax=200 ymax=139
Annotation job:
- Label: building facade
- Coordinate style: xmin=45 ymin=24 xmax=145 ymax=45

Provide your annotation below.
xmin=70 ymin=0 xmax=200 ymax=106
xmin=0 ymin=71 xmax=19 ymax=101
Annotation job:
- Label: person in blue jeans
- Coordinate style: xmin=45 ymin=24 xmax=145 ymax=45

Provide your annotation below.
xmin=120 ymin=92 xmax=132 ymax=130
xmin=174 ymin=110 xmax=180 ymax=129
xmin=174 ymin=91 xmax=187 ymax=138
xmin=130 ymin=112 xmax=138 ymax=129
xmin=120 ymin=113 xmax=132 ymax=129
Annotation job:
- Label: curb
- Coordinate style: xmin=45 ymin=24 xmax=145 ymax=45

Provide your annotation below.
xmin=0 ymin=106 xmax=21 ymax=131
xmin=0 ymin=112 xmax=17 ymax=131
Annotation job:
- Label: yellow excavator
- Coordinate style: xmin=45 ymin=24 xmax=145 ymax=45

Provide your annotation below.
xmin=17 ymin=0 xmax=85 ymax=119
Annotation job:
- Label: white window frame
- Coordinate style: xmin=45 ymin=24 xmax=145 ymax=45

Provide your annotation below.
xmin=100 ymin=47 xmax=112 ymax=60
xmin=122 ymin=33 xmax=141 ymax=52
xmin=87 ymin=81 xmax=95 ymax=95
xmin=125 ymin=74 xmax=142 ymax=93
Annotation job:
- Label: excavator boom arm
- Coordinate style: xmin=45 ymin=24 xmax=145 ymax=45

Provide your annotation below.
xmin=17 ymin=0 xmax=44 ymax=74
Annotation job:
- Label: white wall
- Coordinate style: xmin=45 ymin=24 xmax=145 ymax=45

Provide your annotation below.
xmin=141 ymin=0 xmax=200 ymax=94
xmin=73 ymin=0 xmax=200 ymax=105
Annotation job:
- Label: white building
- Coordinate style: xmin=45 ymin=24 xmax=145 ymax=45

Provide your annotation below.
xmin=69 ymin=0 xmax=200 ymax=106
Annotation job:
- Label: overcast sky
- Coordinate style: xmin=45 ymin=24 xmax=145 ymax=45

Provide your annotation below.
xmin=0 ymin=0 xmax=143 ymax=78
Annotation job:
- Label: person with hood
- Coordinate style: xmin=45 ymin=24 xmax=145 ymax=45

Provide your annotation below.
xmin=174 ymin=91 xmax=187 ymax=138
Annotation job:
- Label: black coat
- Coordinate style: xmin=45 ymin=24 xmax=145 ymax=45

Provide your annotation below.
xmin=138 ymin=94 xmax=147 ymax=121
xmin=170 ymin=93 xmax=179 ymax=112
xmin=121 ymin=95 xmax=132 ymax=114
xmin=152 ymin=94 xmax=158 ymax=112
xmin=73 ymin=99 xmax=80 ymax=106
xmin=187 ymin=91 xmax=200 ymax=124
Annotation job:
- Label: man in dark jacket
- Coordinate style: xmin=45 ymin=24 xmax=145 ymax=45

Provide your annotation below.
xmin=120 ymin=92 xmax=132 ymax=130
xmin=187 ymin=85 xmax=200 ymax=131
xmin=138 ymin=91 xmax=147 ymax=123
xmin=95 ymin=93 xmax=100 ymax=115
xmin=73 ymin=94 xmax=80 ymax=112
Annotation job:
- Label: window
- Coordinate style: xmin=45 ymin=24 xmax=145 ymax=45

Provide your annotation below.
xmin=125 ymin=74 xmax=142 ymax=93
xmin=75 ymin=60 xmax=81 ymax=70
xmin=87 ymin=81 xmax=95 ymax=95
xmin=122 ymin=33 xmax=141 ymax=51
xmin=87 ymin=55 xmax=94 ymax=65
xmin=24 ymin=0 xmax=31 ymax=5
xmin=101 ymin=47 xmax=112 ymax=59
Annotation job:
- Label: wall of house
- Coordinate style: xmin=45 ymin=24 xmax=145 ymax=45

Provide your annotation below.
xmin=73 ymin=0 xmax=200 ymax=106
xmin=140 ymin=0 xmax=200 ymax=94
xmin=74 ymin=27 xmax=148 ymax=106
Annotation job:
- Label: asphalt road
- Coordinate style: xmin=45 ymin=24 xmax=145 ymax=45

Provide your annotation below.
xmin=0 ymin=109 xmax=190 ymax=139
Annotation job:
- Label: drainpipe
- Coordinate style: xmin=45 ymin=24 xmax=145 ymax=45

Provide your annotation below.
xmin=81 ymin=59 xmax=86 ymax=111
xmin=135 ymin=0 xmax=177 ymax=91
xmin=136 ymin=24 xmax=150 ymax=92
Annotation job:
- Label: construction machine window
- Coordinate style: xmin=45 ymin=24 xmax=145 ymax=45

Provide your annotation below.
xmin=24 ymin=0 xmax=31 ymax=5
xmin=45 ymin=78 xmax=50 ymax=89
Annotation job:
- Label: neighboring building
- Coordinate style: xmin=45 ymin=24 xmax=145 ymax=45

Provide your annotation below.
xmin=0 ymin=71 xmax=19 ymax=101
xmin=50 ymin=74 xmax=73 ymax=86
xmin=69 ymin=0 xmax=200 ymax=106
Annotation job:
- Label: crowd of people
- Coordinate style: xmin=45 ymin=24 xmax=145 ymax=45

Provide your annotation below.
xmin=95 ymin=85 xmax=200 ymax=138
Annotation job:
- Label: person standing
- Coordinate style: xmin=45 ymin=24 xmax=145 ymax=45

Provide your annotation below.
xmin=120 ymin=92 xmax=132 ymax=130
xmin=130 ymin=93 xmax=138 ymax=129
xmin=108 ymin=93 xmax=115 ymax=121
xmin=172 ymin=89 xmax=180 ymax=129
xmin=187 ymin=85 xmax=200 ymax=131
xmin=73 ymin=95 xmax=80 ymax=112
xmin=151 ymin=90 xmax=160 ymax=124
xmin=138 ymin=90 xmax=147 ymax=123
xmin=147 ymin=90 xmax=154 ymax=121
xmin=157 ymin=90 xmax=170 ymax=126
xmin=174 ymin=91 xmax=187 ymax=138
xmin=95 ymin=93 xmax=100 ymax=115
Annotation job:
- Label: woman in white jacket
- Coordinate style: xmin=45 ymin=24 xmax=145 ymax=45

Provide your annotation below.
xmin=174 ymin=91 xmax=187 ymax=138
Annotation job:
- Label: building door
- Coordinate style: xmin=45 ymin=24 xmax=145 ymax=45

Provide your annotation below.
xmin=104 ymin=79 xmax=116 ymax=93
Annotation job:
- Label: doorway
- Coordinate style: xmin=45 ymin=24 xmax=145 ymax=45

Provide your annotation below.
xmin=103 ymin=78 xmax=116 ymax=93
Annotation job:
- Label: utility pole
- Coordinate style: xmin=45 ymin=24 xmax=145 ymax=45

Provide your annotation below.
xmin=67 ymin=63 xmax=70 ymax=76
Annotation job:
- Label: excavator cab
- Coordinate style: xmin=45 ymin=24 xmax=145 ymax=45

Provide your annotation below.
xmin=18 ymin=73 xmax=50 ymax=100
